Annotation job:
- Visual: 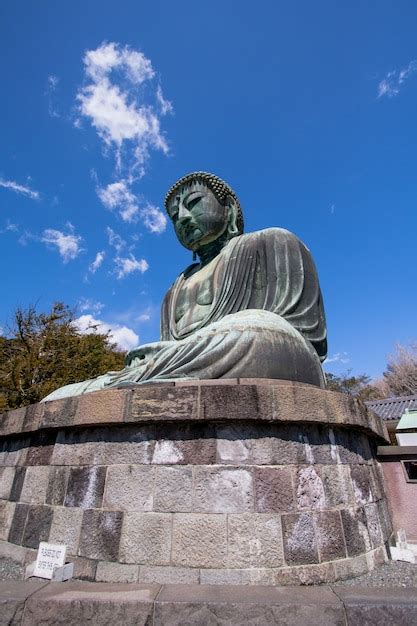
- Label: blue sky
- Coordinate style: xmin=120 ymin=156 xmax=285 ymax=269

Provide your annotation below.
xmin=1 ymin=0 xmax=416 ymax=379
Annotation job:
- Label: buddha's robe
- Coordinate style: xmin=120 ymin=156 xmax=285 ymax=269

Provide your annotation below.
xmin=42 ymin=228 xmax=327 ymax=401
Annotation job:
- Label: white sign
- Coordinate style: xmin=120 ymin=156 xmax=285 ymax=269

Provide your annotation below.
xmin=33 ymin=542 xmax=67 ymax=579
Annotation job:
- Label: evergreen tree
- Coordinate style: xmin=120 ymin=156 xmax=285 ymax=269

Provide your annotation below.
xmin=0 ymin=302 xmax=125 ymax=410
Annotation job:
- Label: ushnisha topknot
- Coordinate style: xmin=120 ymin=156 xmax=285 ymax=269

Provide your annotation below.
xmin=164 ymin=171 xmax=244 ymax=234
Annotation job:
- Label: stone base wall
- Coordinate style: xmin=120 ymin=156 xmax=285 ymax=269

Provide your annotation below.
xmin=0 ymin=381 xmax=392 ymax=584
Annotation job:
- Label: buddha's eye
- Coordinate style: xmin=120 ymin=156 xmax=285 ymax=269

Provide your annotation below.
xmin=186 ymin=194 xmax=202 ymax=210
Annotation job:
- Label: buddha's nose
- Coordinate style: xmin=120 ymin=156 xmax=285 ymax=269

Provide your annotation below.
xmin=178 ymin=202 xmax=192 ymax=223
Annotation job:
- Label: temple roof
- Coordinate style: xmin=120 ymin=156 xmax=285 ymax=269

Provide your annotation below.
xmin=366 ymin=395 xmax=417 ymax=421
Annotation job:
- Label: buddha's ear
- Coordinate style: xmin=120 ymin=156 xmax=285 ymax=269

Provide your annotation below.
xmin=226 ymin=194 xmax=239 ymax=237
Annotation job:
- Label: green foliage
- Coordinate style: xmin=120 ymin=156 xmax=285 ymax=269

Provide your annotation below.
xmin=0 ymin=302 xmax=125 ymax=410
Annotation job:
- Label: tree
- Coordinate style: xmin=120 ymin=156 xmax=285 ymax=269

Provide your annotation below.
xmin=382 ymin=342 xmax=417 ymax=397
xmin=325 ymin=370 xmax=384 ymax=401
xmin=0 ymin=302 xmax=125 ymax=410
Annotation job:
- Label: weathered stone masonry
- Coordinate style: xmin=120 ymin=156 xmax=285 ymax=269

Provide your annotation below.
xmin=0 ymin=380 xmax=392 ymax=584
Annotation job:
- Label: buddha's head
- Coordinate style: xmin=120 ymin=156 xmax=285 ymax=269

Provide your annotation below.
xmin=164 ymin=172 xmax=244 ymax=252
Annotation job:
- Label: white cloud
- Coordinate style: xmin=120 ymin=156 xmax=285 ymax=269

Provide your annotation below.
xmin=156 ymin=84 xmax=173 ymax=115
xmin=89 ymin=250 xmax=105 ymax=273
xmin=41 ymin=227 xmax=83 ymax=262
xmin=141 ymin=204 xmax=167 ymax=233
xmin=77 ymin=41 xmax=170 ymax=177
xmin=0 ymin=178 xmax=40 ymax=200
xmin=114 ymin=253 xmax=149 ymax=279
xmin=78 ymin=297 xmax=104 ymax=314
xmin=106 ymin=226 xmax=126 ymax=252
xmin=378 ymin=60 xmax=417 ymax=98
xmin=74 ymin=313 xmax=138 ymax=351
xmin=324 ymin=352 xmax=350 ymax=365
xmin=98 ymin=180 xmax=166 ymax=231
xmin=98 ymin=180 xmax=139 ymax=222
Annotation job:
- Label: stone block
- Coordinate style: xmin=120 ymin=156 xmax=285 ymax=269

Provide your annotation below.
xmin=9 ymin=467 xmax=26 ymax=501
xmin=368 ymin=462 xmax=384 ymax=501
xmin=49 ymin=507 xmax=83 ymax=555
xmin=119 ymin=512 xmax=172 ymax=565
xmin=273 ymin=562 xmax=336 ymax=585
xmin=72 ymin=556 xmax=97 ymax=581
xmin=20 ymin=466 xmax=49 ymax=505
xmin=96 ymin=561 xmax=139 ymax=583
xmin=22 ymin=505 xmax=53 ymax=549
xmin=340 ymin=507 xmax=371 ymax=557
xmin=25 ymin=431 xmax=56 ymax=465
xmin=350 ymin=465 xmax=373 ymax=505
xmin=200 ymin=568 xmax=275 ymax=585
xmin=41 ymin=396 xmax=77 ymax=429
xmin=78 ymin=510 xmax=123 ymax=561
xmin=152 ymin=423 xmax=216 ymax=465
xmin=64 ymin=466 xmax=106 ymax=509
xmin=52 ymin=425 xmax=155 ymax=466
xmin=313 ymin=511 xmax=346 ymax=562
xmin=321 ymin=465 xmax=354 ymax=508
xmin=154 ymin=467 xmax=193 ymax=512
xmin=254 ymin=466 xmax=295 ymax=512
xmin=376 ymin=498 xmax=393 ymax=543
xmin=0 ymin=467 xmax=15 ymax=499
xmin=0 ymin=538 xmax=27 ymax=562
xmin=333 ymin=586 xmax=417 ymax=626
xmin=0 ymin=437 xmax=29 ymax=467
xmin=0 ymin=501 xmax=16 ymax=541
xmin=282 ymin=512 xmax=319 ymax=565
xmin=333 ymin=553 xmax=369 ymax=580
xmin=227 ymin=513 xmax=284 ymax=567
xmin=22 ymin=581 xmax=160 ymax=626
xmin=74 ymin=389 xmax=128 ymax=425
xmin=154 ymin=584 xmax=345 ymax=626
xmin=45 ymin=466 xmax=69 ymax=505
xmin=193 ymin=467 xmax=253 ymax=513
xmin=139 ymin=566 xmax=199 ymax=584
xmin=296 ymin=466 xmax=326 ymax=510
xmin=0 ymin=580 xmax=48 ymax=626
xmin=0 ymin=407 xmax=25 ymax=436
xmin=130 ymin=385 xmax=199 ymax=421
xmin=172 ymin=514 xmax=227 ymax=568
xmin=22 ymin=402 xmax=45 ymax=433
xmin=103 ymin=465 xmax=154 ymax=511
xmin=364 ymin=503 xmax=383 ymax=549
xmin=8 ymin=503 xmax=29 ymax=545
xmin=200 ymin=384 xmax=274 ymax=421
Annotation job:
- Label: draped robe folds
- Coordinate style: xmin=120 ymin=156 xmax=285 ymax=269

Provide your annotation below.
xmin=42 ymin=228 xmax=328 ymax=401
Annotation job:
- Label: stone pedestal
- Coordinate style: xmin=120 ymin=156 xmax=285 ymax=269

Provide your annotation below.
xmin=0 ymin=380 xmax=392 ymax=585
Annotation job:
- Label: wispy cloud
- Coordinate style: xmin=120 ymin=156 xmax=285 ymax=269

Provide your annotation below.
xmin=88 ymin=250 xmax=105 ymax=273
xmin=77 ymin=297 xmax=105 ymax=314
xmin=378 ymin=60 xmax=417 ymax=98
xmin=114 ymin=253 xmax=149 ymax=279
xmin=324 ymin=352 xmax=350 ymax=365
xmin=0 ymin=219 xmax=19 ymax=234
xmin=74 ymin=313 xmax=138 ymax=351
xmin=106 ymin=226 xmax=126 ymax=253
xmin=98 ymin=179 xmax=167 ymax=231
xmin=41 ymin=225 xmax=83 ymax=262
xmin=46 ymin=75 xmax=60 ymax=118
xmin=0 ymin=178 xmax=40 ymax=200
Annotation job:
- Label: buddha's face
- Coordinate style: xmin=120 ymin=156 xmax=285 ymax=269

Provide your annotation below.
xmin=166 ymin=181 xmax=229 ymax=251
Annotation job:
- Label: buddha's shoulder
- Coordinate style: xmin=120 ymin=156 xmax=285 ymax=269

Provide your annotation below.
xmin=238 ymin=227 xmax=302 ymax=246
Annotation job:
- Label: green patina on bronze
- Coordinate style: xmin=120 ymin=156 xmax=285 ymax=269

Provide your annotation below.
xmin=43 ymin=172 xmax=327 ymax=401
